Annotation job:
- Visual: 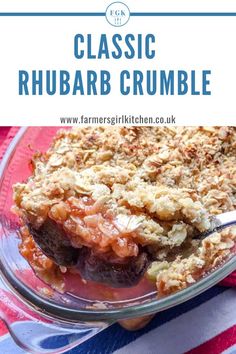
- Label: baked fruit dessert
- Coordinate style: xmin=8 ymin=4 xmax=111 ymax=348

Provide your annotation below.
xmin=12 ymin=127 xmax=236 ymax=296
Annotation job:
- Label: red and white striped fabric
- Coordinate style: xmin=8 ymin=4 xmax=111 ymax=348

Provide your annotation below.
xmin=114 ymin=289 xmax=236 ymax=354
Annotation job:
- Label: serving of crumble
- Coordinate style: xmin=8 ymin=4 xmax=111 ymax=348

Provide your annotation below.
xmin=12 ymin=127 xmax=236 ymax=296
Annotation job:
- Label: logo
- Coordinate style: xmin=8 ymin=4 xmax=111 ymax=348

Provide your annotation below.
xmin=106 ymin=2 xmax=130 ymax=27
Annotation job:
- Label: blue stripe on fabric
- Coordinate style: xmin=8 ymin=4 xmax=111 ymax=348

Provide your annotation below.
xmin=69 ymin=285 xmax=227 ymax=354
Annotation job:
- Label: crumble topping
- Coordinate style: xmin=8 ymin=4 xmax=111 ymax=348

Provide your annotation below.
xmin=152 ymin=227 xmax=236 ymax=297
xmin=13 ymin=127 xmax=236 ymax=296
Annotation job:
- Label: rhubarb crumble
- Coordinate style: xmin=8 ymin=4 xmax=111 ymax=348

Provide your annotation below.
xmin=12 ymin=127 xmax=236 ymax=296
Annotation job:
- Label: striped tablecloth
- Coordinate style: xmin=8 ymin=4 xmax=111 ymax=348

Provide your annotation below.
xmin=0 ymin=127 xmax=236 ymax=354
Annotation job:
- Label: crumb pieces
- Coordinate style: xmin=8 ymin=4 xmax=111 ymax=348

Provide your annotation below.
xmin=39 ymin=287 xmax=54 ymax=297
xmin=155 ymin=227 xmax=236 ymax=297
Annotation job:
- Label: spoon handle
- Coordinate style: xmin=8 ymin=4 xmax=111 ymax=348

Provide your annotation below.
xmin=200 ymin=210 xmax=236 ymax=239
xmin=214 ymin=210 xmax=236 ymax=230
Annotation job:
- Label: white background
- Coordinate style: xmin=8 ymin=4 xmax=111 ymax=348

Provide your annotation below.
xmin=0 ymin=0 xmax=236 ymax=12
xmin=0 ymin=1 xmax=236 ymax=125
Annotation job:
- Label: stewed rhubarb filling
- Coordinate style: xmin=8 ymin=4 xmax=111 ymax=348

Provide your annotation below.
xmin=56 ymin=196 xmax=140 ymax=258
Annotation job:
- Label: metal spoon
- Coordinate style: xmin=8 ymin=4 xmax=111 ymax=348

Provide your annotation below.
xmin=199 ymin=210 xmax=236 ymax=239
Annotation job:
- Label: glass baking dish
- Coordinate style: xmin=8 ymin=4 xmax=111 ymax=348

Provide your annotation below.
xmin=0 ymin=127 xmax=236 ymax=353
